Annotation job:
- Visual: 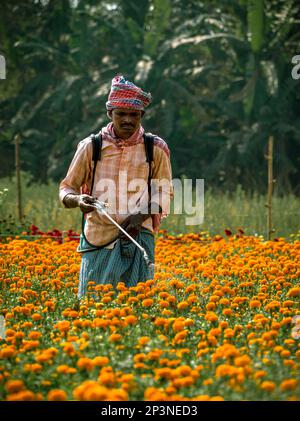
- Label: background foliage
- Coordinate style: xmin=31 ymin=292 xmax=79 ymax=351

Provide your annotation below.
xmin=0 ymin=0 xmax=300 ymax=194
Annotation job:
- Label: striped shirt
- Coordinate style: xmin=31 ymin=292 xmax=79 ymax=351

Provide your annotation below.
xmin=59 ymin=123 xmax=173 ymax=247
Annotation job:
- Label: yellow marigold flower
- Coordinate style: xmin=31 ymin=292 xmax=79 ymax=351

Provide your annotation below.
xmin=47 ymin=389 xmax=67 ymax=401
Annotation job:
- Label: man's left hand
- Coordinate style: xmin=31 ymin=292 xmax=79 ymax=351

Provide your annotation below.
xmin=119 ymin=212 xmax=149 ymax=240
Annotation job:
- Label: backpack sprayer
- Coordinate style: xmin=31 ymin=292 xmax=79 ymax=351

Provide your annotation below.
xmin=93 ymin=199 xmax=155 ymax=272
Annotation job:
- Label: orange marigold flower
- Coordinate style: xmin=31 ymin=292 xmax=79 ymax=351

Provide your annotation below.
xmin=5 ymin=380 xmax=25 ymax=394
xmin=234 ymin=355 xmax=251 ymax=367
xmin=124 ymin=315 xmax=137 ymax=325
xmin=84 ymin=385 xmax=109 ymax=401
xmin=280 ymin=379 xmax=298 ymax=391
xmin=287 ymin=287 xmax=300 ymax=297
xmin=250 ymin=300 xmax=261 ymax=309
xmin=77 ymin=357 xmax=94 ymax=371
xmin=108 ymin=388 xmax=128 ymax=401
xmin=93 ymin=356 xmax=110 ymax=367
xmin=138 ymin=337 xmax=150 ymax=346
xmin=142 ymin=298 xmax=154 ymax=307
xmin=47 ymin=389 xmax=67 ymax=401
xmin=6 ymin=390 xmax=36 ymax=401
xmin=260 ymin=381 xmax=276 ymax=392
xmin=205 ymin=312 xmax=218 ymax=323
xmin=0 ymin=346 xmax=15 ymax=358
xmin=109 ymin=333 xmax=122 ymax=342
xmin=54 ymin=320 xmax=70 ymax=333
xmin=172 ymin=320 xmax=185 ymax=333
xmin=177 ymin=301 xmax=189 ymax=311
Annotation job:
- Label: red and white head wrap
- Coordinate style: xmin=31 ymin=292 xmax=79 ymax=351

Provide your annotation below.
xmin=106 ymin=75 xmax=152 ymax=111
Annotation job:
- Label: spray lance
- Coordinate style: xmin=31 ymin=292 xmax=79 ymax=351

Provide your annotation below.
xmin=93 ymin=200 xmax=155 ymax=273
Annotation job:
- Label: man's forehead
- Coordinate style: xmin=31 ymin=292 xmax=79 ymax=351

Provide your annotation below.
xmin=113 ymin=108 xmax=142 ymax=114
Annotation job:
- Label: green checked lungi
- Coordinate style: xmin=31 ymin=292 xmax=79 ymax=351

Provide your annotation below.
xmin=78 ymin=228 xmax=155 ymax=299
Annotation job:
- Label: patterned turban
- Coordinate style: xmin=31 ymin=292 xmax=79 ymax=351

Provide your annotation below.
xmin=106 ymin=75 xmax=152 ymax=111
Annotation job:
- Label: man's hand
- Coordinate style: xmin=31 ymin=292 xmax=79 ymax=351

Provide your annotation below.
xmin=78 ymin=194 xmax=98 ymax=213
xmin=119 ymin=212 xmax=149 ymax=240
xmin=63 ymin=194 xmax=97 ymax=214
xmin=119 ymin=203 xmax=162 ymax=240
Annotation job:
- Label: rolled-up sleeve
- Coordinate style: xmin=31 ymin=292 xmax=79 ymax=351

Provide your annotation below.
xmin=150 ymin=139 xmax=173 ymax=216
xmin=59 ymin=139 xmax=92 ymax=207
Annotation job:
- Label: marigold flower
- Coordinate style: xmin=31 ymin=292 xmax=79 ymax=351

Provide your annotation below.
xmin=287 ymin=287 xmax=300 ymax=297
xmin=5 ymin=380 xmax=25 ymax=394
xmin=77 ymin=357 xmax=94 ymax=371
xmin=280 ymin=379 xmax=298 ymax=391
xmin=109 ymin=333 xmax=122 ymax=342
xmin=47 ymin=389 xmax=67 ymax=401
xmin=260 ymin=381 xmax=276 ymax=392
xmin=93 ymin=356 xmax=110 ymax=367
xmin=142 ymin=298 xmax=154 ymax=307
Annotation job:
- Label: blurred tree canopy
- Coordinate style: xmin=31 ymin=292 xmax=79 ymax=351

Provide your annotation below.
xmin=0 ymin=0 xmax=300 ymax=194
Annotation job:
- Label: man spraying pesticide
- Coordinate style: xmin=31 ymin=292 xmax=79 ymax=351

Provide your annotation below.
xmin=59 ymin=75 xmax=173 ymax=300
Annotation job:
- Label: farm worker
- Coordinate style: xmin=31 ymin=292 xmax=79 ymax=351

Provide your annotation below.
xmin=59 ymin=75 xmax=173 ymax=299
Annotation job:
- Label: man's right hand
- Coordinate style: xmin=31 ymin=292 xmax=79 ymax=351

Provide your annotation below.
xmin=63 ymin=194 xmax=97 ymax=213
xmin=77 ymin=194 xmax=98 ymax=213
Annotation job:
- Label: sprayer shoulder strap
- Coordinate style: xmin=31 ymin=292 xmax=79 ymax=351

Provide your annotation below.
xmin=90 ymin=132 xmax=102 ymax=195
xmin=143 ymin=132 xmax=155 ymax=196
xmin=143 ymin=132 xmax=154 ymax=164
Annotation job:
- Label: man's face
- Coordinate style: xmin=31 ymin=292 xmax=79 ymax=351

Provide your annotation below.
xmin=110 ymin=108 xmax=143 ymax=139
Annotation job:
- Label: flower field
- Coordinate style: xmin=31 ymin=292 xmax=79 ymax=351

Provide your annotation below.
xmin=0 ymin=231 xmax=299 ymax=401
